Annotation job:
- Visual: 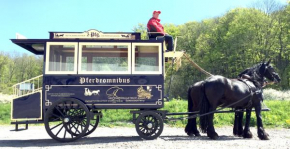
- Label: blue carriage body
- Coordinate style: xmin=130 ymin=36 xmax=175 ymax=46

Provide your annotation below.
xmin=11 ymin=30 xmax=165 ymax=122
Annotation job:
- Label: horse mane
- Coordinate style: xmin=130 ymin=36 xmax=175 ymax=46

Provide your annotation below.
xmin=239 ymin=62 xmax=263 ymax=77
xmin=248 ymin=63 xmax=262 ymax=72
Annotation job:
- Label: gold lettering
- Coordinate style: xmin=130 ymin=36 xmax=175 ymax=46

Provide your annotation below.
xmin=79 ymin=77 xmax=85 ymax=84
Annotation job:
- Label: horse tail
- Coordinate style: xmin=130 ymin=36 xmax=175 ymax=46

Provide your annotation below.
xmin=199 ymin=82 xmax=210 ymax=133
xmin=187 ymin=86 xmax=193 ymax=112
xmin=185 ymin=86 xmax=193 ymax=134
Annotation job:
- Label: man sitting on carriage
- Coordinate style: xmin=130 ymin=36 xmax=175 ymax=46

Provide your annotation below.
xmin=147 ymin=10 xmax=174 ymax=52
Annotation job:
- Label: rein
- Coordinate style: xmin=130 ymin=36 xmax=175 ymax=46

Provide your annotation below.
xmin=167 ymin=77 xmax=263 ymax=121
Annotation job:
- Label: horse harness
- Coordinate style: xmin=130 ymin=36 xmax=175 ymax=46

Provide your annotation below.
xmin=166 ymin=79 xmax=261 ymax=121
xmin=238 ymin=78 xmax=262 ymax=108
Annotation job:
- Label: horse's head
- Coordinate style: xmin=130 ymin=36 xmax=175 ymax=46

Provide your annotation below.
xmin=259 ymin=59 xmax=281 ymax=83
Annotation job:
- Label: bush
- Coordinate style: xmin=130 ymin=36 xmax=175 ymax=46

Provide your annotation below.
xmin=0 ymin=103 xmax=10 ymax=124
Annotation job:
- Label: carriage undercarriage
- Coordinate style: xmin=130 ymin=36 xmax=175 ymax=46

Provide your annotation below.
xmin=11 ymin=98 xmax=270 ymax=142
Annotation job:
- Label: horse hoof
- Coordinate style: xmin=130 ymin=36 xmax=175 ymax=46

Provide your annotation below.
xmin=234 ymin=133 xmax=243 ymax=137
xmin=258 ymin=135 xmax=270 ymax=140
xmin=194 ymin=133 xmax=201 ymax=137
xmin=258 ymin=127 xmax=270 ymax=140
xmin=243 ymin=131 xmax=253 ymax=138
xmin=208 ymin=133 xmax=219 ymax=140
xmin=210 ymin=135 xmax=219 ymax=140
xmin=187 ymin=133 xmax=194 ymax=137
xmin=233 ymin=131 xmax=237 ymax=136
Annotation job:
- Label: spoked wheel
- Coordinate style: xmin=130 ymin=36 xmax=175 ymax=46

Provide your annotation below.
xmin=44 ymin=98 xmax=90 ymax=142
xmin=84 ymin=110 xmax=100 ymax=136
xmin=66 ymin=110 xmax=100 ymax=137
xmin=135 ymin=111 xmax=164 ymax=140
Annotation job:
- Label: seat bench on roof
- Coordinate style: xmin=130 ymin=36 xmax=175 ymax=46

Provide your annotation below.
xmin=147 ymin=28 xmax=165 ymax=40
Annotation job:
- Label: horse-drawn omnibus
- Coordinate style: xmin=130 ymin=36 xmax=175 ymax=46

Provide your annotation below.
xmin=10 ymin=29 xmax=279 ymax=142
xmin=10 ymin=29 xmax=183 ymax=142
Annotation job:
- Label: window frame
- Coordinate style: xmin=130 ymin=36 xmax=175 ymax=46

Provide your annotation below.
xmin=45 ymin=42 xmax=78 ymax=74
xmin=132 ymin=43 xmax=162 ymax=74
xmin=78 ymin=42 xmax=132 ymax=74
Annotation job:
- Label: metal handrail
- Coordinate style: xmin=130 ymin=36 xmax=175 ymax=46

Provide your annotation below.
xmin=12 ymin=75 xmax=43 ymax=87
xmin=12 ymin=75 xmax=43 ymax=99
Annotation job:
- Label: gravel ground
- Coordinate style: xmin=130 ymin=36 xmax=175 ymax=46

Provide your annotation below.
xmin=0 ymin=125 xmax=289 ymax=149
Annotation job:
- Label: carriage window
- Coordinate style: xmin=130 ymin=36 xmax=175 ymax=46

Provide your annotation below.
xmin=45 ymin=42 xmax=77 ymax=74
xmin=78 ymin=43 xmax=131 ymax=74
xmin=132 ymin=43 xmax=162 ymax=74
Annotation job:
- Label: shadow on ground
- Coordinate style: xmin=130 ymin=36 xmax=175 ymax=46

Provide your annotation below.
xmin=0 ymin=135 xmax=243 ymax=147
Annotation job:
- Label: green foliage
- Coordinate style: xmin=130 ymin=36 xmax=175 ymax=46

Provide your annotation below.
xmin=160 ymin=4 xmax=290 ymax=99
xmin=132 ymin=23 xmax=148 ymax=40
xmin=261 ymin=100 xmax=290 ymax=128
xmin=0 ymin=52 xmax=43 ymax=94
xmin=99 ymin=109 xmax=133 ymax=127
xmin=0 ymin=103 xmax=10 ymax=125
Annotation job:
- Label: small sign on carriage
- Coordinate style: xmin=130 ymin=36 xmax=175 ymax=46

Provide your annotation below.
xmin=50 ymin=29 xmax=138 ymax=40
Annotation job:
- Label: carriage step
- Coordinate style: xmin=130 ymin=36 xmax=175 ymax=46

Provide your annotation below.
xmin=11 ymin=120 xmax=43 ymax=131
xmin=11 ymin=123 xmax=29 ymax=131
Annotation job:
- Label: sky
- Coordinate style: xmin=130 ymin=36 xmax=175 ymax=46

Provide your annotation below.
xmin=0 ymin=0 xmax=288 ymax=54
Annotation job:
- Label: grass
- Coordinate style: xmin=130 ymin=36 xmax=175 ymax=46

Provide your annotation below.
xmin=0 ymin=103 xmax=10 ymax=125
xmin=1 ymin=100 xmax=290 ymax=128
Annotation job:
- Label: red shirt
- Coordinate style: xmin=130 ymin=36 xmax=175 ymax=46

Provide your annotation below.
xmin=147 ymin=17 xmax=165 ymax=35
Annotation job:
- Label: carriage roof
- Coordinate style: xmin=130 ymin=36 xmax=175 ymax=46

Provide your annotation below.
xmin=11 ymin=29 xmax=142 ymax=55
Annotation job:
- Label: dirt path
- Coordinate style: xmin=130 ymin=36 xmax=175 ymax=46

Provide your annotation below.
xmin=0 ymin=125 xmax=289 ymax=149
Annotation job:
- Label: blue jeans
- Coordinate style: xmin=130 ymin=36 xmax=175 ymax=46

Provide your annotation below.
xmin=164 ymin=34 xmax=173 ymax=51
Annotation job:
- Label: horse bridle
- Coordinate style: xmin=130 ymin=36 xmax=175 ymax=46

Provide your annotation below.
xmin=253 ymin=64 xmax=277 ymax=86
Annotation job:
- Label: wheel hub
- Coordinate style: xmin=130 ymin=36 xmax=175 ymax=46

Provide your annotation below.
xmin=63 ymin=117 xmax=70 ymax=123
xmin=147 ymin=123 xmax=153 ymax=129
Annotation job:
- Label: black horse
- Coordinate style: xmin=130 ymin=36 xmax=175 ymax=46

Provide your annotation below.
xmin=185 ymin=60 xmax=280 ymax=140
xmin=185 ymin=74 xmax=250 ymax=137
xmin=185 ymin=66 xmax=264 ymax=137
xmin=232 ymin=67 xmax=268 ymax=137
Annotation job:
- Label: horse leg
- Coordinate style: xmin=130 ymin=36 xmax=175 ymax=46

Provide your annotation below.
xmin=185 ymin=88 xmax=195 ymax=137
xmin=243 ymin=108 xmax=253 ymax=138
xmin=192 ymin=117 xmax=201 ymax=136
xmin=233 ymin=111 xmax=243 ymax=137
xmin=185 ymin=116 xmax=200 ymax=137
xmin=185 ymin=117 xmax=194 ymax=136
xmin=185 ymin=86 xmax=201 ymax=137
xmin=233 ymin=112 xmax=239 ymax=136
xmin=237 ymin=111 xmax=244 ymax=137
xmin=207 ymin=107 xmax=219 ymax=140
xmin=255 ymin=101 xmax=269 ymax=140
xmin=185 ymin=106 xmax=201 ymax=136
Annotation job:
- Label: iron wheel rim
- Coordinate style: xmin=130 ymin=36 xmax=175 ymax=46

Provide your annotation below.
xmin=135 ymin=111 xmax=163 ymax=140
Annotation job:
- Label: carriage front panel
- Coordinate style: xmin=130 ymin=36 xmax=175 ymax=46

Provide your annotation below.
xmin=43 ymin=75 xmax=164 ymax=110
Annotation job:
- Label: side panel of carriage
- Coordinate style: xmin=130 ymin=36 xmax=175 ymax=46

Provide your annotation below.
xmin=43 ymin=75 xmax=164 ymax=110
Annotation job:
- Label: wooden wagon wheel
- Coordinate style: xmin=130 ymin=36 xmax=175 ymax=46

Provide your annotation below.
xmin=84 ymin=110 xmax=100 ymax=136
xmin=44 ymin=98 xmax=90 ymax=142
xmin=135 ymin=111 xmax=164 ymax=140
xmin=65 ymin=109 xmax=100 ymax=137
